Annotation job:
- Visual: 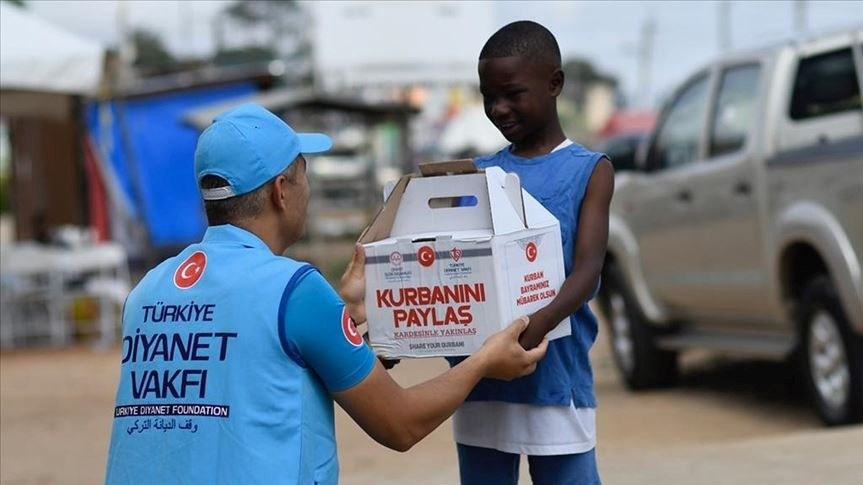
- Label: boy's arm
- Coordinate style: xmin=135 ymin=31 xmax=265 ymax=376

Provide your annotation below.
xmin=519 ymin=158 xmax=615 ymax=349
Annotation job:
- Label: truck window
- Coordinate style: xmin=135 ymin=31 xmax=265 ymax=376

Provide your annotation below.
xmin=790 ymin=47 xmax=862 ymax=120
xmin=709 ymin=64 xmax=761 ymax=157
xmin=647 ymin=75 xmax=709 ymax=171
xmin=599 ymin=134 xmax=644 ymax=172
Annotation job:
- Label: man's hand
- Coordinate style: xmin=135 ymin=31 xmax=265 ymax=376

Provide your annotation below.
xmin=477 ymin=317 xmax=548 ymax=381
xmin=339 ymin=243 xmax=367 ymax=323
xmin=334 ymin=316 xmax=546 ymax=452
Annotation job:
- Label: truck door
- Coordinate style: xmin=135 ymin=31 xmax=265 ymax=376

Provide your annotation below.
xmin=633 ymin=73 xmax=713 ymax=316
xmin=685 ymin=63 xmax=772 ymax=323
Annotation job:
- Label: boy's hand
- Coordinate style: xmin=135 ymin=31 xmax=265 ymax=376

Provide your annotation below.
xmin=477 ymin=317 xmax=548 ymax=380
xmin=520 ymin=309 xmax=555 ymax=350
xmin=339 ymin=243 xmax=367 ymax=323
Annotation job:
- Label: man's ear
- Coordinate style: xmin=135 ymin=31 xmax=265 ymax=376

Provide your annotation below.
xmin=550 ymin=68 xmax=564 ymax=97
xmin=271 ymin=175 xmax=288 ymax=211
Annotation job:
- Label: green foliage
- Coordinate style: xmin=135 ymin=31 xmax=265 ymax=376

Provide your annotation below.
xmin=561 ymin=57 xmax=619 ymax=109
xmin=0 ymin=173 xmax=9 ymax=214
xmin=563 ymin=58 xmax=618 ymax=89
xmin=558 ymin=98 xmax=591 ymax=144
xmin=2 ymin=0 xmax=26 ymax=7
xmin=131 ymin=29 xmax=175 ymax=73
xmin=213 ymin=46 xmax=277 ymax=66
xmin=215 ymin=0 xmax=312 ymax=82
xmin=225 ymin=0 xmax=300 ymax=25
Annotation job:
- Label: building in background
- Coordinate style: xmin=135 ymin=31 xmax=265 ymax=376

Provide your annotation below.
xmin=0 ymin=2 xmax=106 ymax=243
xmin=308 ymin=1 xmax=497 ymax=163
xmin=310 ymin=1 xmax=494 ymax=92
xmin=0 ymin=2 xmax=282 ymax=258
xmin=183 ymin=87 xmax=418 ymax=239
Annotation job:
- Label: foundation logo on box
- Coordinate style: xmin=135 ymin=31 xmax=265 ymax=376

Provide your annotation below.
xmin=444 ymin=246 xmax=472 ymax=280
xmin=418 ymin=246 xmax=436 ymax=267
xmin=525 ymin=242 xmax=538 ymax=262
xmin=384 ymin=249 xmax=413 ymax=283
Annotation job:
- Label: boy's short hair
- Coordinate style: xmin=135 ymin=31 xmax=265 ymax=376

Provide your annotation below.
xmin=480 ymin=20 xmax=561 ymax=67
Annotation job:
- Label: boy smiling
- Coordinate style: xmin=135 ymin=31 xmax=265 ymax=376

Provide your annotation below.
xmin=451 ymin=21 xmax=614 ymax=485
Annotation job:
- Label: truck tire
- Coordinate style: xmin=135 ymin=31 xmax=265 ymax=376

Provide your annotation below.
xmin=599 ymin=263 xmax=678 ymax=389
xmin=798 ymin=276 xmax=863 ymax=426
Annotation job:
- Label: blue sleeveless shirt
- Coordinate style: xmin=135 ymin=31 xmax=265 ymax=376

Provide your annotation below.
xmin=461 ymin=142 xmax=605 ymax=408
xmin=105 ymin=225 xmax=375 ymax=484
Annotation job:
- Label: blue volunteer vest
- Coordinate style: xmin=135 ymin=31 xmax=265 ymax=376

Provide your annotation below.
xmin=464 ymin=143 xmax=605 ymax=407
xmin=105 ymin=225 xmax=338 ymax=484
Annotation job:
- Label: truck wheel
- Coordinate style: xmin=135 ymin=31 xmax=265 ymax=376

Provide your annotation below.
xmin=599 ymin=263 xmax=678 ymax=389
xmin=798 ymin=276 xmax=863 ymax=425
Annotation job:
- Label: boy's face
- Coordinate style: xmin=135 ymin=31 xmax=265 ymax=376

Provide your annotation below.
xmin=478 ymin=55 xmax=562 ymax=146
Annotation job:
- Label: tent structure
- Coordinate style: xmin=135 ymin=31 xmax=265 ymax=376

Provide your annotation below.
xmin=86 ymin=82 xmax=259 ymax=249
xmin=0 ymin=2 xmax=105 ymax=95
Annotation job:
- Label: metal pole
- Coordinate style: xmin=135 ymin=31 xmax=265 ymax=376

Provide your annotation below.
xmin=794 ymin=0 xmax=808 ymax=37
xmin=718 ymin=1 xmax=732 ymax=52
xmin=638 ymin=14 xmax=656 ymax=107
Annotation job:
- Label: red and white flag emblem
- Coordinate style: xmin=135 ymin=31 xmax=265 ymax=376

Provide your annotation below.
xmin=417 ymin=246 xmax=436 ymax=267
xmin=525 ymin=242 xmax=538 ymax=262
xmin=341 ymin=308 xmax=363 ymax=347
xmin=174 ymin=251 xmax=207 ymax=289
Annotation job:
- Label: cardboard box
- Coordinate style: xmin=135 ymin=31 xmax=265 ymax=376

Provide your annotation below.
xmin=359 ymin=160 xmax=570 ymax=358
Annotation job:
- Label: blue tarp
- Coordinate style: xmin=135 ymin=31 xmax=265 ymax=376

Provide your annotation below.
xmin=87 ymin=83 xmax=256 ymax=247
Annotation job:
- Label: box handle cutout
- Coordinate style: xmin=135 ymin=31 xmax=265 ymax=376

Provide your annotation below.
xmin=428 ymin=195 xmax=479 ymax=208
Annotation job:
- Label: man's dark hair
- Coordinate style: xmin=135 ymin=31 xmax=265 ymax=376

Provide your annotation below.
xmin=201 ymin=176 xmax=267 ymax=226
xmin=479 ymin=20 xmax=561 ymax=67
xmin=201 ymin=163 xmax=297 ymax=226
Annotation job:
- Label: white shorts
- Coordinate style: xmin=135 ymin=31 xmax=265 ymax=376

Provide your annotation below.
xmin=453 ymin=400 xmax=596 ymax=456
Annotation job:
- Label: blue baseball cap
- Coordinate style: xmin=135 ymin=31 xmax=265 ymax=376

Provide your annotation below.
xmin=194 ymin=103 xmax=332 ymax=200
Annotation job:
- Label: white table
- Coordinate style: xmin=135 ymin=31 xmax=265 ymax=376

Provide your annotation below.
xmin=0 ymin=242 xmax=130 ymax=348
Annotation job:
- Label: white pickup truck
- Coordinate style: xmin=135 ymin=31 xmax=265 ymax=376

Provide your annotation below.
xmin=599 ymin=28 xmax=863 ymax=425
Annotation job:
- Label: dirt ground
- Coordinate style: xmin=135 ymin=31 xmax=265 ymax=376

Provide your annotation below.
xmin=5 ymin=314 xmax=858 ymax=485
xmin=2 ymin=241 xmax=859 ymax=484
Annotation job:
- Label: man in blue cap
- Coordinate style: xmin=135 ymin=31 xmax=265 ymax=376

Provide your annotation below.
xmin=105 ymin=103 xmax=547 ymax=484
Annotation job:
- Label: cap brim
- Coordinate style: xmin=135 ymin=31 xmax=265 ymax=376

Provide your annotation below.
xmin=297 ymin=133 xmax=332 ymax=154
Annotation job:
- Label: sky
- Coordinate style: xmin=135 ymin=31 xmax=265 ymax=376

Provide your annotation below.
xmin=24 ymin=0 xmax=863 ymax=106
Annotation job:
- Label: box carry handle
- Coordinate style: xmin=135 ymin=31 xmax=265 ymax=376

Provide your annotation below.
xmin=427 ymin=195 xmax=479 ymax=208
xmin=419 ymin=159 xmax=477 ymax=177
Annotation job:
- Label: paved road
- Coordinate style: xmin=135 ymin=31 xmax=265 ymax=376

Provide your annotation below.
xmin=334 ymin=322 xmax=852 ymax=484
xmin=2 ymin=315 xmax=858 ymax=484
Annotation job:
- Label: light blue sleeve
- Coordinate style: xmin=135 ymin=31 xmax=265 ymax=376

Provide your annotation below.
xmin=281 ymin=270 xmax=376 ymax=392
